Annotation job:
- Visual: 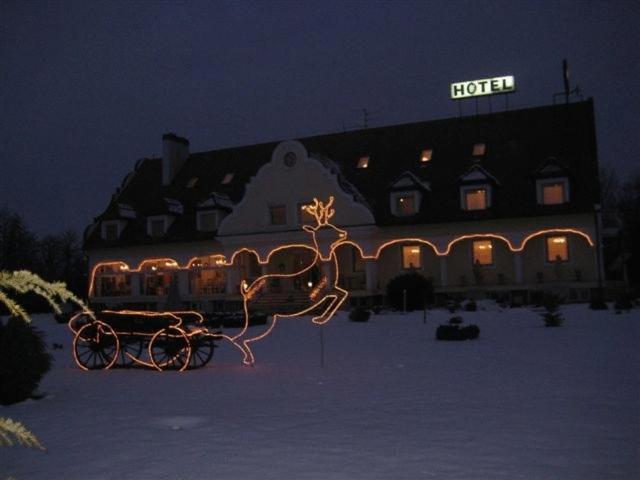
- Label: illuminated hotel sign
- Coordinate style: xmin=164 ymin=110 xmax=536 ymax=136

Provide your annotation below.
xmin=450 ymin=76 xmax=515 ymax=99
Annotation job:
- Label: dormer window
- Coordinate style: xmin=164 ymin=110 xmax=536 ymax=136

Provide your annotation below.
xmin=461 ymin=185 xmax=490 ymax=211
xmin=357 ymin=156 xmax=370 ymax=169
xmin=390 ymin=191 xmax=420 ymax=217
xmin=472 ymin=143 xmax=486 ymax=157
xmin=101 ymin=220 xmax=125 ymax=241
xmin=147 ymin=215 xmax=172 ymax=238
xmin=221 ymin=173 xmax=234 ymax=184
xmin=197 ymin=211 xmax=218 ymax=232
xmin=537 ymin=177 xmax=569 ymax=205
xmin=420 ymin=149 xmax=433 ymax=163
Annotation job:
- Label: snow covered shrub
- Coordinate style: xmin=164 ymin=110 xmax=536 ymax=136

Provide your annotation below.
xmin=614 ymin=292 xmax=634 ymax=312
xmin=349 ymin=306 xmax=370 ymax=322
xmin=436 ymin=317 xmax=480 ymax=340
xmin=541 ymin=293 xmax=564 ymax=327
xmin=0 ymin=317 xmax=52 ymax=405
xmin=386 ymin=272 xmax=434 ymax=311
xmin=463 ymin=300 xmax=477 ymax=311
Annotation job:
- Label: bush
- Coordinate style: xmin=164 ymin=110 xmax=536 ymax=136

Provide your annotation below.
xmin=541 ymin=293 xmax=564 ymax=327
xmin=436 ymin=323 xmax=480 ymax=341
xmin=614 ymin=292 xmax=634 ymax=312
xmin=386 ymin=272 xmax=434 ymax=311
xmin=0 ymin=317 xmax=52 ymax=405
xmin=463 ymin=300 xmax=477 ymax=312
xmin=349 ymin=307 xmax=370 ymax=322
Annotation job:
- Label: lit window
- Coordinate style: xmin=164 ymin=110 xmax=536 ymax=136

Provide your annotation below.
xmin=420 ymin=149 xmax=433 ymax=163
xmin=104 ymin=223 xmax=119 ymax=241
xmin=150 ymin=219 xmax=165 ymax=237
xmin=546 ymin=236 xmax=568 ymax=262
xmin=472 ymin=240 xmax=493 ymax=265
xmin=221 ymin=173 xmax=234 ymax=184
xmin=464 ymin=188 xmax=487 ymax=210
xmin=298 ymin=203 xmax=315 ymax=224
xmin=187 ymin=177 xmax=198 ymax=188
xmin=396 ymin=195 xmax=416 ymax=216
xmin=269 ymin=205 xmax=287 ymax=225
xmin=357 ymin=156 xmax=370 ymax=169
xmin=542 ymin=183 xmax=565 ymax=205
xmin=402 ymin=245 xmax=421 ymax=269
xmin=473 ymin=143 xmax=486 ymax=157
xmin=198 ymin=211 xmax=217 ymax=232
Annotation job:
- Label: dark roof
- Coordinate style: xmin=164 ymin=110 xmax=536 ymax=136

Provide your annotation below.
xmin=85 ymin=99 xmax=600 ymax=249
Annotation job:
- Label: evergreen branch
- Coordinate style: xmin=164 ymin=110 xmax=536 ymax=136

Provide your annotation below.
xmin=0 ymin=290 xmax=30 ymax=323
xmin=0 ymin=418 xmax=45 ymax=450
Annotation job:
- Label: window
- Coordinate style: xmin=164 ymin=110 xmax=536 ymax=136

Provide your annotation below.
xmin=391 ymin=191 xmax=421 ymax=217
xmin=221 ymin=173 xmax=234 ymax=184
xmin=357 ymin=156 xmax=370 ymax=169
xmin=420 ymin=149 xmax=433 ymax=163
xmin=546 ymin=236 xmax=569 ymax=262
xmin=538 ymin=179 xmax=569 ymax=205
xmin=472 ymin=143 xmax=486 ymax=157
xmin=104 ymin=223 xmax=119 ymax=241
xmin=402 ymin=245 xmax=421 ymax=269
xmin=149 ymin=219 xmax=165 ymax=237
xmin=464 ymin=188 xmax=488 ymax=210
xmin=396 ymin=194 xmax=416 ymax=216
xmin=352 ymin=249 xmax=364 ymax=272
xmin=298 ymin=202 xmax=315 ymax=224
xmin=198 ymin=211 xmax=218 ymax=232
xmin=472 ymin=240 xmax=493 ymax=265
xmin=269 ymin=205 xmax=287 ymax=225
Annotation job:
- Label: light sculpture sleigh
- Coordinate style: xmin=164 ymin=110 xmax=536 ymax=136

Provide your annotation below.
xmin=68 ymin=310 xmax=220 ymax=371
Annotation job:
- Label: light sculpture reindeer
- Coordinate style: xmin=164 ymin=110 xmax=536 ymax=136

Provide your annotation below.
xmin=229 ymin=196 xmax=349 ymax=365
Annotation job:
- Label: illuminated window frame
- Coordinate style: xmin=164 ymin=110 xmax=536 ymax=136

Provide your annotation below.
xmin=402 ymin=245 xmax=422 ymax=269
xmin=472 ymin=239 xmax=494 ymax=266
xmin=545 ymin=235 xmax=569 ymax=263
xmin=221 ymin=172 xmax=234 ymax=185
xmin=357 ymin=156 xmax=370 ymax=169
xmin=390 ymin=191 xmax=420 ymax=217
xmin=460 ymin=184 xmax=491 ymax=211
xmin=420 ymin=149 xmax=433 ymax=163
xmin=536 ymin=177 xmax=570 ymax=205
xmin=472 ymin=142 xmax=486 ymax=157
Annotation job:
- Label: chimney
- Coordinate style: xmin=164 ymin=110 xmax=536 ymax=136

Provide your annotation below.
xmin=162 ymin=133 xmax=190 ymax=185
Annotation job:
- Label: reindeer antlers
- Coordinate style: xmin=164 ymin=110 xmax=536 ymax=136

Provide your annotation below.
xmin=303 ymin=196 xmax=335 ymax=225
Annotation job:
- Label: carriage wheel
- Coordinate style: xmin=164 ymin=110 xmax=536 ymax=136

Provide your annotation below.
xmin=73 ymin=321 xmax=119 ymax=371
xmin=118 ymin=338 xmax=144 ymax=367
xmin=148 ymin=327 xmax=191 ymax=372
xmin=188 ymin=335 xmax=215 ymax=369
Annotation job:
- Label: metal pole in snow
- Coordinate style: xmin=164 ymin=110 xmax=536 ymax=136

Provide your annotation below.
xmin=320 ymin=327 xmax=324 ymax=368
xmin=403 ymin=289 xmax=407 ymax=314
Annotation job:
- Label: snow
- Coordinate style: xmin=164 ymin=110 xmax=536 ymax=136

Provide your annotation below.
xmin=2 ymin=304 xmax=638 ymax=479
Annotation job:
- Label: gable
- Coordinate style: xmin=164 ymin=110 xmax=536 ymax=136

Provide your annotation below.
xmin=217 ymin=140 xmax=375 ymax=236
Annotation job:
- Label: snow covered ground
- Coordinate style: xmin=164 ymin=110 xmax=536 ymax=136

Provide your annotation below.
xmin=2 ymin=304 xmax=638 ymax=479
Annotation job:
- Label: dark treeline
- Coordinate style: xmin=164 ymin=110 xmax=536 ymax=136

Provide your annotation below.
xmin=0 ymin=208 xmax=87 ymax=309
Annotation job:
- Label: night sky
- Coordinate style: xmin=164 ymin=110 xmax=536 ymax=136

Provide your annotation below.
xmin=1 ymin=0 xmax=639 ymax=235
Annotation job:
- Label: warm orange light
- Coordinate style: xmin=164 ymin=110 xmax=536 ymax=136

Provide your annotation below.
xmin=224 ymin=197 xmax=349 ymax=365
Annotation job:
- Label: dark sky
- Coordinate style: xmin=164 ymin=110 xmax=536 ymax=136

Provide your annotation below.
xmin=1 ymin=0 xmax=639 ymax=236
